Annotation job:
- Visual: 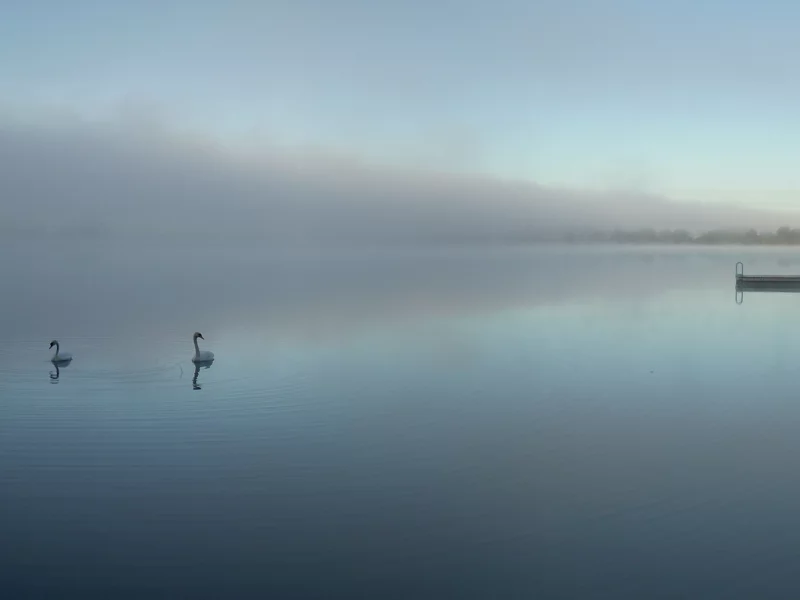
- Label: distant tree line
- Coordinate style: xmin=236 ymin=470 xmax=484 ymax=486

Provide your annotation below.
xmin=6 ymin=223 xmax=800 ymax=246
xmin=548 ymin=226 xmax=800 ymax=245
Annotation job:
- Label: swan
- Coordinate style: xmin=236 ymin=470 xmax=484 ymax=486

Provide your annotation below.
xmin=192 ymin=332 xmax=215 ymax=363
xmin=49 ymin=339 xmax=72 ymax=364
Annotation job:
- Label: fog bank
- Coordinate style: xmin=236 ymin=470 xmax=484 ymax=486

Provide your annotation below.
xmin=1 ymin=114 xmax=794 ymax=245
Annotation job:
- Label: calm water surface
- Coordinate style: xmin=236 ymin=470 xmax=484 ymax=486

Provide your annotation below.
xmin=3 ymin=241 xmax=800 ymax=598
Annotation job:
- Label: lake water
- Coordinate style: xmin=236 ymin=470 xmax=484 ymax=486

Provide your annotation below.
xmin=3 ymin=241 xmax=800 ymax=598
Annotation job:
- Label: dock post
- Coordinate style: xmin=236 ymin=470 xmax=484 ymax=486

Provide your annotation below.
xmin=736 ymin=262 xmax=744 ymax=279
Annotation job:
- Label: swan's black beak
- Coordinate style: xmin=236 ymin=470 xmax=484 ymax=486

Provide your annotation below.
xmin=198 ymin=334 xmax=204 ymax=340
xmin=49 ymin=342 xmax=54 ymax=349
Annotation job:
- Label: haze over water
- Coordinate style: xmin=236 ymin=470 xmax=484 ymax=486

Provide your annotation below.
xmin=3 ymin=240 xmax=800 ymax=598
xmin=8 ymin=1 xmax=800 ymax=597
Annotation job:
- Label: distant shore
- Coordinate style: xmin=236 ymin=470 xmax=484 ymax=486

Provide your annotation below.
xmin=544 ymin=226 xmax=800 ymax=245
xmin=5 ymin=226 xmax=800 ymax=246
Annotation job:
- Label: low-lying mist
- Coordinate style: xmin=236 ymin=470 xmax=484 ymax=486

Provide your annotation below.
xmin=0 ymin=112 xmax=794 ymax=246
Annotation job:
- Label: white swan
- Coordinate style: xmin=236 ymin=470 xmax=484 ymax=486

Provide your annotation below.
xmin=49 ymin=339 xmax=73 ymax=364
xmin=192 ymin=332 xmax=215 ymax=363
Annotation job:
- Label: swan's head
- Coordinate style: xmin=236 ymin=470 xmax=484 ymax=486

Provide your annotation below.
xmin=194 ymin=332 xmax=204 ymax=340
xmin=49 ymin=340 xmax=58 ymax=349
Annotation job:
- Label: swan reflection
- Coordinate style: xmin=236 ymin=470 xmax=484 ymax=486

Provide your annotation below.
xmin=192 ymin=361 xmax=213 ymax=390
xmin=49 ymin=361 xmax=70 ymax=383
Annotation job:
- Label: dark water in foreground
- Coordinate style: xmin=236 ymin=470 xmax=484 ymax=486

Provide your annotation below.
xmin=3 ymin=241 xmax=800 ymax=598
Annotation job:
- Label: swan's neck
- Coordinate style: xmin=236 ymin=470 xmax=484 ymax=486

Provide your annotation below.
xmin=54 ymin=342 xmax=60 ymax=357
xmin=194 ymin=337 xmax=200 ymax=356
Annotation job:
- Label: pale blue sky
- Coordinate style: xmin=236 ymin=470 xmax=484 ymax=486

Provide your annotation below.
xmin=3 ymin=0 xmax=800 ymax=207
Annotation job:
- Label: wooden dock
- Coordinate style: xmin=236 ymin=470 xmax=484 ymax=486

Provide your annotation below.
xmin=735 ymin=262 xmax=800 ymax=291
